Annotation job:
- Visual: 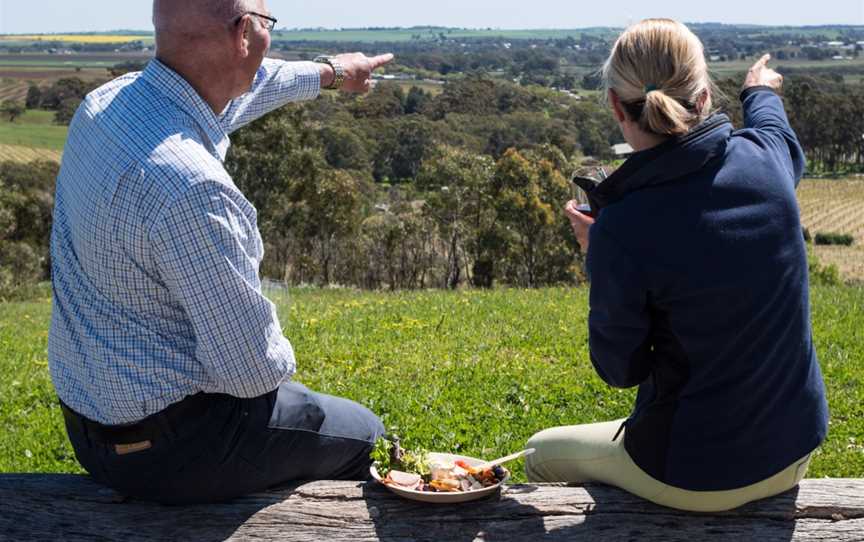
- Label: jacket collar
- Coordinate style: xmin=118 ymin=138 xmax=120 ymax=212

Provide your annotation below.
xmin=141 ymin=59 xmax=230 ymax=162
xmin=591 ymin=114 xmax=733 ymax=209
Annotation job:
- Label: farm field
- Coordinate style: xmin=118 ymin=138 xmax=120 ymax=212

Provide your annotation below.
xmin=0 ymin=110 xmax=68 ymax=152
xmin=798 ymin=179 xmax=864 ymax=282
xmin=0 ymin=53 xmax=150 ymax=71
xmin=1 ymin=26 xmax=856 ymax=45
xmin=0 ymin=143 xmax=62 ymax=162
xmin=0 ymin=53 xmax=150 ymax=82
xmin=0 ymin=67 xmax=109 ymax=83
xmin=0 ymin=34 xmax=153 ymax=45
xmin=710 ymin=56 xmax=864 ymax=78
xmin=0 ymin=78 xmax=31 ymax=102
xmin=270 ymin=28 xmax=608 ymax=43
xmin=0 ymin=286 xmax=862 ymax=481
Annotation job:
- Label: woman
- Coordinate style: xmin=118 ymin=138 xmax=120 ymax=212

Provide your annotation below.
xmin=525 ymin=19 xmax=828 ymax=512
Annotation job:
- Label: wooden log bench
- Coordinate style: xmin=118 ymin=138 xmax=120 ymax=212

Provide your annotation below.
xmin=1 ymin=475 xmax=862 ymax=541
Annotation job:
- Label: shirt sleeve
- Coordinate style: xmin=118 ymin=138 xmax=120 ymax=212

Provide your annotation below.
xmin=149 ymin=179 xmax=295 ymax=397
xmin=219 ymin=59 xmax=321 ymax=134
xmin=740 ymin=86 xmax=807 ymax=186
xmin=585 ymin=224 xmax=653 ymax=389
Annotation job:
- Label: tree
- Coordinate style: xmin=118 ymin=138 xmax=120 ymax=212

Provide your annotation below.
xmin=40 ymin=77 xmax=90 ymax=109
xmin=492 ymin=148 xmax=576 ymax=287
xmin=25 ymin=85 xmax=42 ymax=109
xmin=108 ymin=61 xmax=147 ymax=77
xmin=0 ymin=160 xmax=59 ymax=296
xmin=424 ymin=76 xmax=498 ymax=119
xmin=319 ymin=126 xmax=370 ymax=170
xmin=404 ymin=86 xmax=431 ymax=115
xmin=301 ymin=169 xmax=371 ymax=285
xmin=417 ymin=145 xmax=496 ymax=288
xmin=1 ymin=101 xmax=25 ymax=123
xmin=367 ymin=116 xmax=438 ymax=182
xmin=351 ymin=83 xmax=404 ymax=119
xmin=54 ymin=98 xmax=81 ymax=125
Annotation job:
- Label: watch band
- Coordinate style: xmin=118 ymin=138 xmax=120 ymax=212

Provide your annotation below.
xmin=314 ymin=55 xmax=345 ymax=90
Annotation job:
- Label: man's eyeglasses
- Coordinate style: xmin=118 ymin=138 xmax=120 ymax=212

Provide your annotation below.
xmin=234 ymin=12 xmax=278 ymax=32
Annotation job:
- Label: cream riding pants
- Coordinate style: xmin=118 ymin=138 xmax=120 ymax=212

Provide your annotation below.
xmin=526 ymin=419 xmax=811 ymax=512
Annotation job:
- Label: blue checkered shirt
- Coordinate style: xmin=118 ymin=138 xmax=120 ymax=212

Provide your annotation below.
xmin=49 ymin=58 xmax=321 ymax=424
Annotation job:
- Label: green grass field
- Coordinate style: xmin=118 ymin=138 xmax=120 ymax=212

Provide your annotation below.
xmin=0 ymin=109 xmax=68 ymax=151
xmin=1 ymin=286 xmax=862 ymax=481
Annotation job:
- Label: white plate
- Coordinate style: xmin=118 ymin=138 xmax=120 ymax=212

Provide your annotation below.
xmin=370 ymin=452 xmax=510 ymax=504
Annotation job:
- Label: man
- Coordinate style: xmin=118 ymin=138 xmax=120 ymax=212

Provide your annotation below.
xmin=49 ymin=0 xmax=392 ymax=504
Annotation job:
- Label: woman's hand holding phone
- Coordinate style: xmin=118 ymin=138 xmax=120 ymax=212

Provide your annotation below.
xmin=564 ymin=200 xmax=596 ymax=253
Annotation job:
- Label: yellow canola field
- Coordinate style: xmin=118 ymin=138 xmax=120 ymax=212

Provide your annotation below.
xmin=0 ymin=34 xmax=149 ymax=44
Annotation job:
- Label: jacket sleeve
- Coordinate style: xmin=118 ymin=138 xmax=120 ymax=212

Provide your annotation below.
xmin=585 ymin=224 xmax=653 ymax=389
xmin=740 ymin=86 xmax=807 ymax=186
xmin=219 ymin=59 xmax=321 ymax=134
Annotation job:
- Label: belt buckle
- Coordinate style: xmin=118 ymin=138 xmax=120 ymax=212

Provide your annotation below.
xmin=114 ymin=441 xmax=152 ymax=456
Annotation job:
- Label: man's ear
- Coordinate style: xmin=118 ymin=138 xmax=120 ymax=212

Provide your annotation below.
xmin=608 ymin=89 xmax=627 ymax=123
xmin=232 ymin=15 xmax=252 ymax=58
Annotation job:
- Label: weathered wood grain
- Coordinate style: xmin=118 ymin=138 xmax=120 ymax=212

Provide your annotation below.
xmin=0 ymin=476 xmax=861 ymax=541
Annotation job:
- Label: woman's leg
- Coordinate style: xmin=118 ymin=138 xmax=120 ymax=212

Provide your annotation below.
xmin=526 ymin=419 xmax=812 ymax=512
xmin=526 ymin=419 xmax=669 ymax=503
xmin=649 ymin=453 xmax=812 ymax=512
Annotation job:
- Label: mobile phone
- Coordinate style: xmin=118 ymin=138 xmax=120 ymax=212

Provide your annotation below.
xmin=575 ymin=203 xmax=595 ymax=219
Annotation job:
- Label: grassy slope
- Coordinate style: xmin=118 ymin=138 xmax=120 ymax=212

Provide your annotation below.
xmin=0 ymin=109 xmax=68 ymax=150
xmin=1 ymin=286 xmax=862 ymax=481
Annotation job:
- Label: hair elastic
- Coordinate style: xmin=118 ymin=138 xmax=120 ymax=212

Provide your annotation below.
xmin=645 ymin=84 xmax=659 ymax=93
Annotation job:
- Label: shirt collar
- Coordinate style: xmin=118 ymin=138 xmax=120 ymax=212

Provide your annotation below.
xmin=141 ymin=59 xmax=230 ymax=162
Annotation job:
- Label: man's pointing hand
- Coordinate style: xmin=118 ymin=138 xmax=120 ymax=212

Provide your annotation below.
xmin=325 ymin=52 xmax=395 ymax=93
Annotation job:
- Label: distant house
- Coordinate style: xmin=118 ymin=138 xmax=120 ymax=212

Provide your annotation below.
xmin=611 ymin=143 xmax=634 ymax=158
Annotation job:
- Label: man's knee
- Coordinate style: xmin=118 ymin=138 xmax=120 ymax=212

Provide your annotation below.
xmin=310 ymin=389 xmax=384 ymax=444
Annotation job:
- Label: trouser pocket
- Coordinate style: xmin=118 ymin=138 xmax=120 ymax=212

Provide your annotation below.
xmin=266 ymin=382 xmax=326 ymax=432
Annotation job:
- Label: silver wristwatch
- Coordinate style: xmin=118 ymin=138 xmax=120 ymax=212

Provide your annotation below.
xmin=313 ymin=55 xmax=345 ymax=90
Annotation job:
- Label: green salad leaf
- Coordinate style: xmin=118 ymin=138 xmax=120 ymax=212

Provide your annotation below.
xmin=399 ymin=448 xmax=431 ymax=479
xmin=371 ymin=436 xmax=394 ymax=474
xmin=370 ymin=436 xmax=430 ymax=479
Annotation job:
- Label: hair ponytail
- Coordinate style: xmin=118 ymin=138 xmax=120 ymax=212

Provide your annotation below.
xmin=602 ymin=19 xmax=714 ymax=137
xmin=642 ymin=89 xmax=694 ymax=136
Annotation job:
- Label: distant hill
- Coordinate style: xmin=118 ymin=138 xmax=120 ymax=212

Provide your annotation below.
xmin=2 ymin=24 xmax=863 ymax=45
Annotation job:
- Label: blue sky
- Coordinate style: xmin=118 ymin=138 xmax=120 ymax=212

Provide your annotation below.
xmin=1 ymin=0 xmax=862 ymax=33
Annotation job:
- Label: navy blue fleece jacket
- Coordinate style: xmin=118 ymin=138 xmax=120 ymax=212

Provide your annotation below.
xmin=585 ymin=87 xmax=829 ymax=491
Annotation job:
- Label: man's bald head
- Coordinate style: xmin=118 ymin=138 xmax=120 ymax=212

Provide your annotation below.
xmin=152 ymin=0 xmax=273 ymax=112
xmin=153 ymin=0 xmax=259 ymax=48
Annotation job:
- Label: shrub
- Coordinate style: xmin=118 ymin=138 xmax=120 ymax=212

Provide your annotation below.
xmin=814 ymin=232 xmax=854 ymax=246
xmin=807 ymin=250 xmax=842 ymax=286
xmin=0 ymin=241 xmax=44 ymax=299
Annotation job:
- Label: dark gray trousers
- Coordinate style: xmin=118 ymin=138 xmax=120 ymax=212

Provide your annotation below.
xmin=61 ymin=382 xmax=385 ymax=504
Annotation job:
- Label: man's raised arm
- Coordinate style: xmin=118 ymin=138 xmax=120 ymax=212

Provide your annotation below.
xmin=219 ymin=53 xmax=394 ymax=134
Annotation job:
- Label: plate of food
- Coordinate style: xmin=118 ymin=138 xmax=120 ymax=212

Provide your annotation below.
xmin=369 ymin=437 xmax=531 ymax=504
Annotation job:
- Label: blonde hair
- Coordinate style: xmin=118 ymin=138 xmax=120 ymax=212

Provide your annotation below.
xmin=602 ymin=19 xmax=714 ymax=136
